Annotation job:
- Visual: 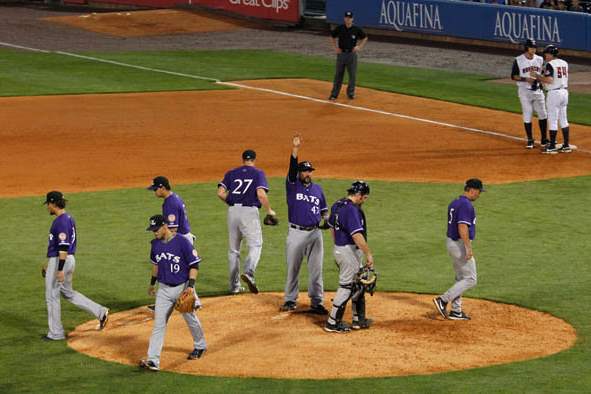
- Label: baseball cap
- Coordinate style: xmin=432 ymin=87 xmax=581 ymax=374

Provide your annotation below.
xmin=465 ymin=178 xmax=485 ymax=192
xmin=146 ymin=214 xmax=166 ymax=231
xmin=347 ymin=180 xmax=370 ymax=195
xmin=344 ymin=11 xmax=353 ymax=17
xmin=44 ymin=190 xmax=65 ymax=205
xmin=242 ymin=149 xmax=257 ymax=161
xmin=147 ymin=176 xmax=170 ymax=191
xmin=298 ymin=161 xmax=315 ymax=172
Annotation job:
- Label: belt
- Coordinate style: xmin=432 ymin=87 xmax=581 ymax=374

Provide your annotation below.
xmin=290 ymin=223 xmax=317 ymax=231
xmin=229 ymin=203 xmax=256 ymax=207
xmin=340 ymin=49 xmax=354 ymax=53
xmin=551 ymin=87 xmax=567 ymax=91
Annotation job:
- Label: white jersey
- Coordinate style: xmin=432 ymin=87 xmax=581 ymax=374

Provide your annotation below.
xmin=512 ymin=54 xmax=544 ymax=90
xmin=543 ymin=58 xmax=568 ymax=91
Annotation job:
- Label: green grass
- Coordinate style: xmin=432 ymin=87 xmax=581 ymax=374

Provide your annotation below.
xmin=1 ymin=48 xmax=590 ymax=125
xmin=2 ymin=177 xmax=591 ymax=393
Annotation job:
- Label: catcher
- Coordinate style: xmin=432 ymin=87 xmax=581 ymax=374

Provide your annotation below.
xmin=325 ymin=181 xmax=375 ymax=333
xmin=140 ymin=215 xmax=206 ymax=372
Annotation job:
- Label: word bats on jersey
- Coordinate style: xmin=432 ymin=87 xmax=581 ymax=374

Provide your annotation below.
xmin=154 ymin=252 xmax=182 ymax=264
xmin=296 ymin=193 xmax=321 ymax=205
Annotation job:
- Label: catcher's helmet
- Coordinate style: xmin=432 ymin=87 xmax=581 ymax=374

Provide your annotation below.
xmin=347 ymin=180 xmax=370 ymax=195
xmin=524 ymin=39 xmax=537 ymax=50
xmin=543 ymin=44 xmax=559 ymax=56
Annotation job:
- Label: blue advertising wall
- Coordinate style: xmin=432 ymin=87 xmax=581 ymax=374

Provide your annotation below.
xmin=327 ymin=0 xmax=591 ymax=51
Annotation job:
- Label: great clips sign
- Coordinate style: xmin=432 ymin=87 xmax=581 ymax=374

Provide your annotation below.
xmin=196 ymin=0 xmax=300 ymax=23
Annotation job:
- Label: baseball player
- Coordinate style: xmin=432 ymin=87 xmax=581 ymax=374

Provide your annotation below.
xmin=325 ymin=181 xmax=374 ymax=333
xmin=147 ymin=176 xmax=196 ymax=245
xmin=328 ymin=11 xmax=368 ymax=101
xmin=280 ymin=135 xmax=329 ymax=314
xmin=433 ymin=178 xmax=484 ymax=321
xmin=42 ymin=191 xmax=109 ymax=341
xmin=140 ymin=215 xmax=206 ymax=372
xmin=217 ymin=150 xmax=276 ymax=294
xmin=533 ymin=45 xmax=572 ymax=154
xmin=511 ymin=39 xmax=548 ymax=149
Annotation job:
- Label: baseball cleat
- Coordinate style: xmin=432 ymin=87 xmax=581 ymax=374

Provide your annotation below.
xmin=347 ymin=94 xmax=355 ymax=100
xmin=41 ymin=334 xmax=65 ymax=341
xmin=240 ymin=273 xmax=259 ymax=294
xmin=187 ymin=348 xmax=206 ymax=360
xmin=433 ymin=297 xmax=448 ymax=319
xmin=279 ymin=301 xmax=297 ymax=312
xmin=328 ymin=96 xmax=337 ymax=101
xmin=230 ymin=286 xmax=246 ymax=295
xmin=448 ymin=311 xmax=471 ymax=320
xmin=542 ymin=146 xmax=558 ymax=154
xmin=308 ymin=304 xmax=329 ymax=315
xmin=526 ymin=140 xmax=535 ymax=149
xmin=324 ymin=321 xmax=351 ymax=333
xmin=558 ymin=145 xmax=572 ymax=153
xmin=99 ymin=309 xmax=109 ymax=330
xmin=352 ymin=318 xmax=373 ymax=330
xmin=147 ymin=304 xmax=156 ymax=312
xmin=139 ymin=359 xmax=159 ymax=372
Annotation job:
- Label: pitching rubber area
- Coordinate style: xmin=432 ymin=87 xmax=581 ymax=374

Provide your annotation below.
xmin=68 ymin=291 xmax=576 ymax=379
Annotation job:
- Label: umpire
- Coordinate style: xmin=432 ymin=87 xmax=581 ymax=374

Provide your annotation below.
xmin=329 ymin=11 xmax=368 ymax=101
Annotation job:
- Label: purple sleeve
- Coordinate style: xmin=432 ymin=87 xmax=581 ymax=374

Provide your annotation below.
xmin=150 ymin=243 xmax=157 ymax=265
xmin=320 ymin=191 xmax=328 ymax=212
xmin=53 ymin=220 xmax=72 ymax=246
xmin=456 ymin=203 xmax=474 ymax=227
xmin=182 ymin=239 xmax=201 ymax=267
xmin=218 ymin=172 xmax=231 ymax=190
xmin=163 ymin=200 xmax=179 ymax=229
xmin=342 ymin=207 xmax=364 ymax=236
xmin=257 ymin=169 xmax=269 ymax=191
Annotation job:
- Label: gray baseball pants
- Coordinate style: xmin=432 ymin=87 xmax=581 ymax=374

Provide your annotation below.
xmin=45 ymin=256 xmax=107 ymax=340
xmin=283 ymin=227 xmax=324 ymax=306
xmin=330 ymin=52 xmax=358 ymax=98
xmin=441 ymin=238 xmax=478 ymax=313
xmin=227 ymin=205 xmax=263 ymax=292
xmin=327 ymin=245 xmax=364 ymax=325
xmin=147 ymin=282 xmax=206 ymax=367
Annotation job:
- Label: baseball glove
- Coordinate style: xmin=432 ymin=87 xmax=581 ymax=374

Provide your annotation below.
xmin=175 ymin=288 xmax=197 ymax=314
xmin=263 ymin=214 xmax=279 ymax=226
xmin=358 ymin=267 xmax=378 ymax=296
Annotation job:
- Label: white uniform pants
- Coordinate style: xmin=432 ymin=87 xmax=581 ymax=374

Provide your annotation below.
xmin=518 ymin=87 xmax=547 ymax=123
xmin=546 ymin=89 xmax=569 ymax=130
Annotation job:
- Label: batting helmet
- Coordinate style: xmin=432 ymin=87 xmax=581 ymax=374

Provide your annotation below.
xmin=524 ymin=39 xmax=537 ymax=50
xmin=347 ymin=180 xmax=370 ymax=195
xmin=543 ymin=44 xmax=559 ymax=56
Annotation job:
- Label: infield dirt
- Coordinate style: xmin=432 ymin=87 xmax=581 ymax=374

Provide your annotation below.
xmin=2 ymin=79 xmax=591 ymax=198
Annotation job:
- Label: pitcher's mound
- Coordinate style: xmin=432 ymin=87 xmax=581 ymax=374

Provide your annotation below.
xmin=68 ymin=292 xmax=575 ymax=379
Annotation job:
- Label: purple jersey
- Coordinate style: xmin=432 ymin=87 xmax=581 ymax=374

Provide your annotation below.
xmin=328 ymin=198 xmax=366 ymax=246
xmin=447 ymin=195 xmax=476 ymax=240
xmin=47 ymin=213 xmax=77 ymax=257
xmin=150 ymin=234 xmax=201 ymax=286
xmin=218 ymin=166 xmax=269 ymax=208
xmin=286 ymin=156 xmax=327 ymax=227
xmin=162 ymin=192 xmax=191 ymax=235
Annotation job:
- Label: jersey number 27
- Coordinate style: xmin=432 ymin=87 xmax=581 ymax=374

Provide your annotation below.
xmin=232 ymin=179 xmax=253 ymax=195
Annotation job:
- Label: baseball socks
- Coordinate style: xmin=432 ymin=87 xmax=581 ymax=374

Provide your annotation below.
xmin=539 ymin=119 xmax=548 ymax=144
xmin=524 ymin=122 xmax=533 ymax=142
xmin=562 ymin=127 xmax=570 ymax=147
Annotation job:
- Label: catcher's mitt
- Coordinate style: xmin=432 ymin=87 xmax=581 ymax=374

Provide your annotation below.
xmin=175 ymin=288 xmax=197 ymax=313
xmin=263 ymin=214 xmax=279 ymax=226
xmin=358 ymin=267 xmax=378 ymax=296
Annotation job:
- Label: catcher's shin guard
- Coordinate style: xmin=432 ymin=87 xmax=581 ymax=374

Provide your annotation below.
xmin=352 ymin=293 xmax=366 ymax=322
xmin=328 ymin=283 xmax=353 ymax=324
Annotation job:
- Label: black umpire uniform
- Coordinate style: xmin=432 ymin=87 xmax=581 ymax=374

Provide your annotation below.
xmin=329 ymin=11 xmax=368 ymax=100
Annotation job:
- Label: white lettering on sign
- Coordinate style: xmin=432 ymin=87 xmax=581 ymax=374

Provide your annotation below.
xmin=379 ymin=0 xmax=443 ymax=32
xmin=228 ymin=0 xmax=290 ymax=13
xmin=296 ymin=193 xmax=320 ymax=205
xmin=493 ymin=11 xmax=561 ymax=44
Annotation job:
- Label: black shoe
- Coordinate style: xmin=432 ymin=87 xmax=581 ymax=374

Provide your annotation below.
xmin=147 ymin=304 xmax=155 ymax=312
xmin=240 ymin=273 xmax=259 ymax=294
xmin=526 ymin=140 xmax=534 ymax=149
xmin=540 ymin=139 xmax=549 ymax=146
xmin=187 ymin=348 xmax=206 ymax=360
xmin=99 ymin=309 xmax=109 ymax=330
xmin=139 ymin=359 xmax=159 ymax=371
xmin=448 ymin=311 xmax=471 ymax=320
xmin=279 ymin=301 xmax=297 ymax=312
xmin=309 ymin=304 xmax=329 ymax=315
xmin=328 ymin=96 xmax=337 ymax=101
xmin=324 ymin=321 xmax=351 ymax=333
xmin=352 ymin=318 xmax=373 ymax=330
xmin=41 ymin=335 xmax=64 ymax=341
xmin=558 ymin=145 xmax=572 ymax=153
xmin=347 ymin=94 xmax=355 ymax=100
xmin=433 ymin=297 xmax=448 ymax=319
xmin=542 ymin=145 xmax=558 ymax=154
